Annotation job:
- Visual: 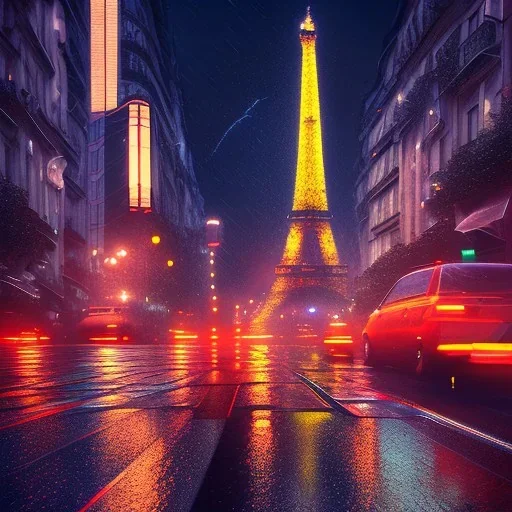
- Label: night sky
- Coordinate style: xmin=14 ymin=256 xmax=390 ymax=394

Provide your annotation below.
xmin=172 ymin=1 xmax=399 ymax=301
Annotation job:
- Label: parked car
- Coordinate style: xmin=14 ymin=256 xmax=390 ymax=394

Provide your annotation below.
xmin=76 ymin=306 xmax=135 ymax=343
xmin=0 ymin=311 xmax=51 ymax=343
xmin=322 ymin=321 xmax=354 ymax=359
xmin=76 ymin=302 xmax=169 ymax=344
xmin=363 ymin=263 xmax=512 ymax=375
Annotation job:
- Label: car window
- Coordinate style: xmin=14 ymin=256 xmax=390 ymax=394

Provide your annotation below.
xmin=440 ymin=265 xmax=512 ymax=294
xmin=382 ymin=269 xmax=434 ymax=306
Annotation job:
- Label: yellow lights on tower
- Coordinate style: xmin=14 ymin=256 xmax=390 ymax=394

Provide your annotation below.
xmin=90 ymin=0 xmax=118 ymax=112
xmin=281 ymin=222 xmax=304 ymax=265
xmin=293 ymin=8 xmax=328 ymax=212
xmin=129 ymin=102 xmax=151 ymax=209
xmin=316 ymin=222 xmax=340 ymax=265
xmin=300 ymin=7 xmax=315 ymax=32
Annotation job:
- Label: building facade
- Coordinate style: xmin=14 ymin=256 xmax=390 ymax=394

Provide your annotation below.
xmin=0 ymin=0 xmax=90 ymax=322
xmin=88 ymin=0 xmax=205 ymax=308
xmin=0 ymin=0 xmax=205 ymax=324
xmin=355 ymin=0 xmax=512 ymax=272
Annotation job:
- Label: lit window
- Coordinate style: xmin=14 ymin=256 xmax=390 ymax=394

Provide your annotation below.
xmin=90 ymin=0 xmax=118 ymax=112
xmin=129 ymin=102 xmax=151 ymax=208
xmin=467 ymin=105 xmax=479 ymax=142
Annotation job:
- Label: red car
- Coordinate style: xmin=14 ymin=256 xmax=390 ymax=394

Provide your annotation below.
xmin=363 ymin=263 xmax=512 ymax=375
xmin=322 ymin=321 xmax=354 ymax=359
xmin=0 ymin=311 xmax=51 ymax=343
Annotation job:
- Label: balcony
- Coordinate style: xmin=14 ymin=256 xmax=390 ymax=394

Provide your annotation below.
xmin=461 ymin=20 xmax=497 ymax=69
xmin=437 ymin=19 xmax=500 ymax=94
xmin=63 ymin=258 xmax=90 ymax=290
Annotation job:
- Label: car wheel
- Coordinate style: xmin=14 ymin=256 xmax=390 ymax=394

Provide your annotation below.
xmin=364 ymin=338 xmax=377 ymax=367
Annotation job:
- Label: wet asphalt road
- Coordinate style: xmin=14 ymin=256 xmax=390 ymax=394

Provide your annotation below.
xmin=0 ymin=341 xmax=511 ymax=511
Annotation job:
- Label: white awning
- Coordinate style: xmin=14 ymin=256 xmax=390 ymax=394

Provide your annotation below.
xmin=455 ymin=191 xmax=511 ymax=234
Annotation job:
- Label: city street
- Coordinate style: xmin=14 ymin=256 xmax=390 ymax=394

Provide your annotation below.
xmin=0 ymin=341 xmax=511 ymax=511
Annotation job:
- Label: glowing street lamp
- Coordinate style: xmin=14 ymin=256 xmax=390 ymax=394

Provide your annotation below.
xmin=151 ymin=235 xmax=161 ymax=245
xmin=116 ymin=249 xmax=128 ymax=258
xmin=109 ymin=257 xmax=118 ymax=265
xmin=120 ymin=290 xmax=129 ymax=302
xmin=92 ymin=249 xmax=98 ymax=257
xmin=167 ymin=259 xmax=174 ymax=267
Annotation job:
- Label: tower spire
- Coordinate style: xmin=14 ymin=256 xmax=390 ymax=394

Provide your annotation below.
xmin=294 ymin=5 xmax=327 ymax=212
xmin=301 ymin=6 xmax=315 ymax=32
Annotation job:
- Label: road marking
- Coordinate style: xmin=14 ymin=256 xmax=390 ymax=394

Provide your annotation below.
xmin=75 ymin=437 xmax=163 ymax=512
xmin=0 ymin=401 xmax=86 ymax=431
xmin=295 ymin=371 xmax=512 ymax=454
xmin=193 ymin=385 xmax=240 ymax=419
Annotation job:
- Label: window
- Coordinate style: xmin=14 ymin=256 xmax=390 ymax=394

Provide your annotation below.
xmin=25 ymin=151 xmax=32 ymax=193
xmin=90 ymin=0 xmax=118 ymax=112
xmin=468 ymin=11 xmax=478 ymax=36
xmin=128 ymin=102 xmax=151 ymax=209
xmin=5 ymin=144 xmax=12 ymax=181
xmin=390 ymin=229 xmax=400 ymax=246
xmin=439 ymin=135 xmax=448 ymax=169
xmin=382 ymin=269 xmax=434 ymax=305
xmin=468 ymin=105 xmax=479 ymax=142
xmin=369 ymin=184 xmax=399 ymax=228
xmin=440 ymin=264 xmax=512 ymax=294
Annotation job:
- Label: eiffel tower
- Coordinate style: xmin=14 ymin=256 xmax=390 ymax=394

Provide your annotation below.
xmin=252 ymin=7 xmax=348 ymax=332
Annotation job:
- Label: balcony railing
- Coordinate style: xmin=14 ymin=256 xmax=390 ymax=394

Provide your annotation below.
xmin=461 ymin=20 xmax=497 ymax=68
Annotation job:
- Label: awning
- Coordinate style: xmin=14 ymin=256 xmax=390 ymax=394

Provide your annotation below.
xmin=455 ymin=191 xmax=511 ymax=236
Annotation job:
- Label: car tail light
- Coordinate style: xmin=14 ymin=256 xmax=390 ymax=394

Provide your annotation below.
xmin=324 ymin=336 xmax=353 ymax=344
xmin=435 ymin=304 xmax=465 ymax=313
xmin=106 ymin=324 xmax=118 ymax=328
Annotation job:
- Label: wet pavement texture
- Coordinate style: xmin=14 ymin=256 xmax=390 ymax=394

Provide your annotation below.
xmin=0 ymin=342 xmax=511 ymax=511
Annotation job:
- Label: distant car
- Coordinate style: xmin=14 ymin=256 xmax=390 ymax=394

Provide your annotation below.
xmin=0 ymin=311 xmax=51 ymax=343
xmin=76 ymin=306 xmax=137 ymax=343
xmin=363 ymin=263 xmax=512 ymax=375
xmin=322 ymin=321 xmax=354 ymax=359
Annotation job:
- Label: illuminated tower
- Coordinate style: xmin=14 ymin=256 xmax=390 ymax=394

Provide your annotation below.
xmin=253 ymin=8 xmax=347 ymax=330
